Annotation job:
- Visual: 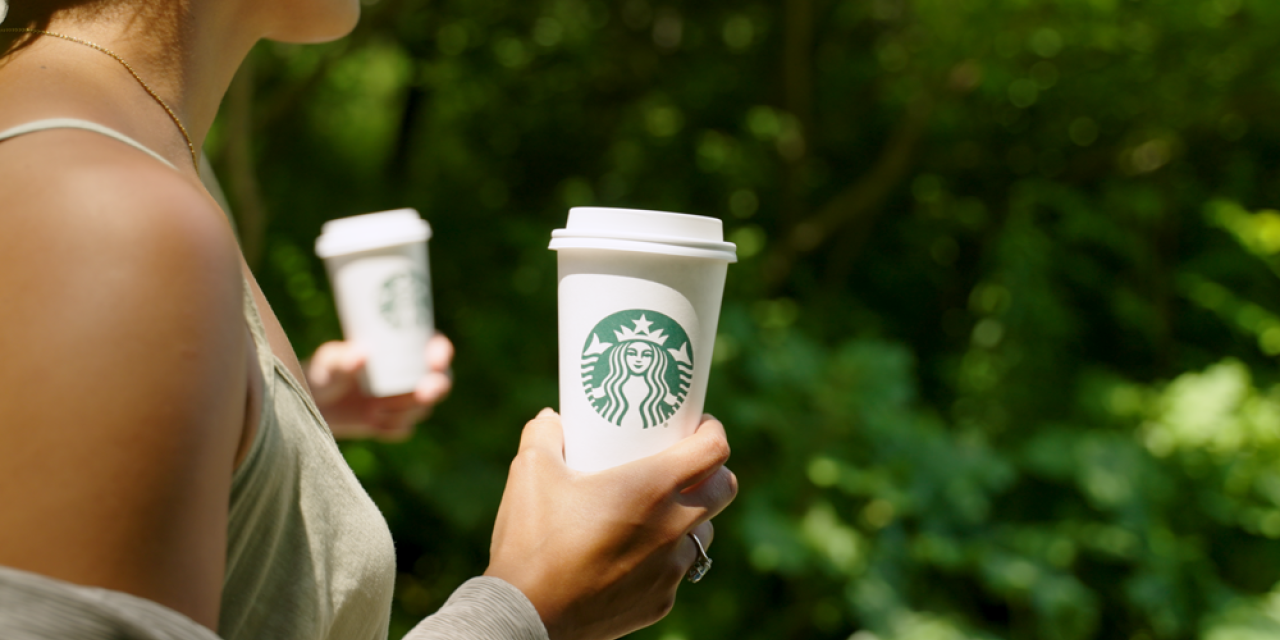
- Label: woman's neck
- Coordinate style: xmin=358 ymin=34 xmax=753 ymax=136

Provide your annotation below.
xmin=0 ymin=1 xmax=260 ymax=170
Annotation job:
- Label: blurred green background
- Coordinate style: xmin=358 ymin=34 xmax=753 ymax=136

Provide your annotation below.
xmin=207 ymin=0 xmax=1280 ymax=637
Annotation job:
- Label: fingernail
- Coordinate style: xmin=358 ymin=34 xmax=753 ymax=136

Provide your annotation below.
xmin=537 ymin=407 xmax=556 ymax=417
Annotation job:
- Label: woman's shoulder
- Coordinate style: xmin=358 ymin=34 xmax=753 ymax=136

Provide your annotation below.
xmin=0 ymin=126 xmax=238 ymax=288
xmin=0 ymin=122 xmax=247 ymax=417
xmin=0 ymin=128 xmax=246 ymax=627
xmin=1 ymin=124 xmax=222 ymax=219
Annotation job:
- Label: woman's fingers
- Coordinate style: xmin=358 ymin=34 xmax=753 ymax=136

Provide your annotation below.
xmin=412 ymin=371 xmax=452 ymax=406
xmin=426 ymin=333 xmax=455 ymax=371
xmin=313 ymin=335 xmax=450 ymax=405
xmin=486 ymin=408 xmax=738 ymax=640
xmin=353 ymin=393 xmax=423 ymax=440
xmin=680 ymin=465 xmax=738 ymax=517
xmin=410 ymin=334 xmax=454 ymax=405
xmin=600 ymin=414 xmax=735 ymax=549
xmin=671 ymin=520 xmax=716 ymax=587
xmin=369 ymin=404 xmax=428 ymax=442
xmin=628 ymin=414 xmax=730 ymax=494
xmin=517 ymin=408 xmax=567 ymax=459
xmin=307 ymin=341 xmax=365 ymax=403
xmin=691 ymin=520 xmax=714 ymax=548
xmin=313 ymin=333 xmax=457 ymax=441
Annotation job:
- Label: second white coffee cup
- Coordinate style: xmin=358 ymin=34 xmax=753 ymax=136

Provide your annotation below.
xmin=316 ymin=208 xmax=434 ymax=397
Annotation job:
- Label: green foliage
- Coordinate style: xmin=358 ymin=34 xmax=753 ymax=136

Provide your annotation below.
xmin=211 ymin=0 xmax=1280 ymax=636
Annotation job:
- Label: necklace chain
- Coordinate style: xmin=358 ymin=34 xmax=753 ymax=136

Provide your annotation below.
xmin=0 ymin=27 xmax=199 ymax=173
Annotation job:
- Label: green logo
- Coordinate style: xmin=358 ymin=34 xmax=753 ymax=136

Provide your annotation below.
xmin=581 ymin=309 xmax=693 ymax=429
xmin=378 ymin=272 xmax=429 ymax=329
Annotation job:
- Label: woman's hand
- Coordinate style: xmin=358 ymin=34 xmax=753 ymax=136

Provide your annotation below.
xmin=485 ymin=410 xmax=739 ymax=640
xmin=306 ymin=333 xmax=454 ymax=441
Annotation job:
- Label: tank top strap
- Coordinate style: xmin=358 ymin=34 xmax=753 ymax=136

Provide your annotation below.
xmin=0 ymin=118 xmax=178 ymax=170
xmin=240 ymin=276 xmax=271 ymax=347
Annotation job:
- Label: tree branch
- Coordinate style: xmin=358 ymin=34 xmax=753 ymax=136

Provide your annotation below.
xmin=779 ymin=0 xmax=816 ymax=225
xmin=764 ymin=95 xmax=932 ymax=289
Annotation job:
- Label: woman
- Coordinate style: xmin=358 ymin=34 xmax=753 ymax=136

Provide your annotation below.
xmin=0 ymin=0 xmax=738 ymax=638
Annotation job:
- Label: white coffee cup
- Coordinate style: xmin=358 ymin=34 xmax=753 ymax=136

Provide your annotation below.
xmin=550 ymin=207 xmax=737 ymax=472
xmin=316 ymin=208 xmax=434 ymax=397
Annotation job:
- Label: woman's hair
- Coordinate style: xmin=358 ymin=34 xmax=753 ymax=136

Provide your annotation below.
xmin=2 ymin=0 xmax=103 ymax=57
xmin=1 ymin=0 xmax=179 ymax=59
xmin=598 ymin=341 xmax=672 ymax=428
xmin=2 ymin=0 xmax=106 ymax=28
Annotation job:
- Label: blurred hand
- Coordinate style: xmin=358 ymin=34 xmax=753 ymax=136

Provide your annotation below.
xmin=485 ymin=410 xmax=738 ymax=640
xmin=306 ymin=333 xmax=454 ymax=441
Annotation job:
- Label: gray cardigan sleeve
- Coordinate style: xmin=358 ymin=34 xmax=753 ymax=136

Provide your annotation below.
xmin=0 ymin=565 xmax=223 ymax=640
xmin=403 ymin=577 xmax=550 ymax=640
xmin=0 ymin=567 xmax=547 ymax=640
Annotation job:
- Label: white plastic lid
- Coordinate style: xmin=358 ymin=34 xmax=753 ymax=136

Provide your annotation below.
xmin=549 ymin=207 xmax=737 ymax=262
xmin=316 ymin=208 xmax=432 ymax=258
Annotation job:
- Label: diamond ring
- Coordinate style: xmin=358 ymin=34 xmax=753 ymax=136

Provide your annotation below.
xmin=686 ymin=532 xmax=712 ymax=583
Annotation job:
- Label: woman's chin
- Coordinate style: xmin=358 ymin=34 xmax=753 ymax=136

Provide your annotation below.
xmin=266 ymin=0 xmax=361 ymax=43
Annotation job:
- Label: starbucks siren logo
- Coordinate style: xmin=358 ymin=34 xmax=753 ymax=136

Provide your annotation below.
xmin=378 ymin=271 xmax=430 ymax=329
xmin=581 ymin=309 xmax=693 ymax=429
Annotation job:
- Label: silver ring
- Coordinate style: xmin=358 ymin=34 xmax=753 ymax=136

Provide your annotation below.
xmin=685 ymin=532 xmax=712 ymax=583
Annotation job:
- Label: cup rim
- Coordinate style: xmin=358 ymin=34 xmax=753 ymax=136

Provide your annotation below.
xmin=549 ymin=236 xmax=738 ymax=262
xmin=316 ymin=208 xmax=431 ymax=258
xmin=550 ymin=228 xmax=737 ymax=252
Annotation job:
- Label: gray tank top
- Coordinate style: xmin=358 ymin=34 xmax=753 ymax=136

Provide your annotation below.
xmin=0 ymin=119 xmax=546 ymax=640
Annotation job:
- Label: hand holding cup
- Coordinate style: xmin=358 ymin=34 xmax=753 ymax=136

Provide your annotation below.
xmin=316 ymin=209 xmax=436 ymax=398
xmin=485 ymin=409 xmax=738 ymax=640
xmin=307 ymin=333 xmax=454 ymax=441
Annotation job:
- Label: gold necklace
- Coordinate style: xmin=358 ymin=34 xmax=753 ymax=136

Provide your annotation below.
xmin=0 ymin=27 xmax=199 ymax=173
